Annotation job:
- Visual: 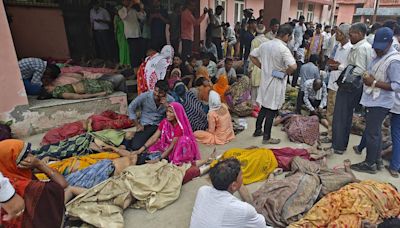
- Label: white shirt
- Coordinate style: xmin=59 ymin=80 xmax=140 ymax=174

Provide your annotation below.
xmin=206 ymin=61 xmax=217 ymax=78
xmin=348 ymin=39 xmax=373 ymax=77
xmin=328 ymin=41 xmax=352 ymax=91
xmin=118 ymin=7 xmax=146 ymax=39
xmin=322 ymin=31 xmax=331 ymax=51
xmin=190 ymin=186 xmax=268 ymax=228
xmin=0 ymin=172 xmax=15 ymax=203
xmin=217 ymin=67 xmax=236 ymax=80
xmin=293 ymin=23 xmax=306 ymax=51
xmin=225 ymin=27 xmax=237 ymax=43
xmin=250 ymin=38 xmax=296 ymax=110
xmin=90 ymin=7 xmax=111 ymax=30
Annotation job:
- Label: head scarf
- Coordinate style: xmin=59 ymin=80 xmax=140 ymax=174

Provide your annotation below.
xmin=213 ymin=75 xmax=229 ymax=102
xmin=209 ymin=90 xmax=222 ymax=111
xmin=144 ymin=45 xmax=175 ymax=91
xmin=196 ymin=66 xmax=210 ymax=80
xmin=0 ymin=139 xmax=32 ymax=196
xmin=169 ymin=68 xmax=182 ymax=89
xmin=338 ymin=23 xmax=351 ymax=39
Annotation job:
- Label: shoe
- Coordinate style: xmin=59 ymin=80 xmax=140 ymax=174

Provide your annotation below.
xmin=385 ymin=165 xmax=399 ymax=178
xmin=350 ymin=162 xmax=377 ymax=174
xmin=376 ymin=159 xmax=384 ymax=171
xmin=320 ymin=137 xmax=331 ymax=143
xmin=253 ymin=131 xmax=263 ymax=137
xmin=334 ymin=150 xmax=345 ymax=155
xmin=262 ymin=138 xmax=281 ymax=145
xmin=353 ymin=145 xmax=362 ymax=155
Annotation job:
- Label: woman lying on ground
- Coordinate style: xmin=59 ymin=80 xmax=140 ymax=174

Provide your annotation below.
xmin=194 ymin=91 xmax=235 ymax=145
xmin=172 ymin=81 xmax=208 ymax=131
xmin=0 ymin=139 xmax=68 ymax=228
xmin=133 ymin=102 xmax=201 ymax=165
xmin=43 ymin=78 xmax=114 ymax=99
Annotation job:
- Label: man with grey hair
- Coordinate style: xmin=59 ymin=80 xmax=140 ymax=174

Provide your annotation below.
xmin=331 ymin=22 xmax=373 ymax=155
xmin=322 ymin=23 xmax=352 ymax=143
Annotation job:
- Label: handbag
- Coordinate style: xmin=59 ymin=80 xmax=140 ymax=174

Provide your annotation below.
xmin=336 ymin=65 xmax=361 ymax=92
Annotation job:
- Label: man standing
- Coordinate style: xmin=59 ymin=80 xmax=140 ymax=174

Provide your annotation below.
xmin=332 ymin=23 xmax=373 ymax=155
xmin=256 ymin=9 xmax=264 ymax=25
xmin=190 ymin=158 xmax=269 ymax=228
xmin=149 ymin=0 xmax=169 ymax=51
xmin=306 ymin=24 xmax=324 ymax=61
xmin=321 ymin=25 xmax=332 ymax=66
xmin=265 ymin=18 xmax=280 ymax=40
xmin=224 ymin=23 xmax=237 ymax=58
xmin=243 ymin=19 xmax=257 ymax=74
xmin=293 ymin=15 xmax=306 ymax=58
xmin=127 ymin=80 xmax=174 ymax=150
xmin=250 ymin=24 xmax=297 ymax=144
xmin=119 ymin=0 xmax=146 ymax=69
xmin=351 ymin=27 xmax=400 ymax=174
xmin=295 ymin=54 xmax=320 ymax=114
xmin=249 ymin=24 xmax=269 ymax=105
xmin=209 ymin=6 xmax=224 ymax=60
xmin=169 ymin=3 xmax=182 ymax=54
xmin=324 ymin=24 xmax=352 ymax=142
xmin=90 ymin=0 xmax=112 ymax=61
xmin=181 ymin=1 xmax=208 ymax=61
xmin=18 ymin=58 xmax=61 ymax=95
xmin=303 ymin=78 xmax=327 ymax=116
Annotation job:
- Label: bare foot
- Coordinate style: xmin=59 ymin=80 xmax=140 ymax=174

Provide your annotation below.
xmin=343 ymin=159 xmax=351 ymax=172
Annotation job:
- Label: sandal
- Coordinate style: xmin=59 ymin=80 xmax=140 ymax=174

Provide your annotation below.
xmin=385 ymin=165 xmax=399 ymax=178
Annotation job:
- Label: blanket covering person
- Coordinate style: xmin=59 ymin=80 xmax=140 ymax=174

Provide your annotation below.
xmin=271 ymin=147 xmax=311 ymax=171
xmin=148 ymin=102 xmax=201 ymax=165
xmin=35 ymin=152 xmax=120 ymax=180
xmin=289 ymin=180 xmax=400 ymax=227
xmin=66 ymin=160 xmax=185 ymax=228
xmin=225 ymin=76 xmax=253 ymax=117
xmin=0 ymin=139 xmax=65 ymax=228
xmin=210 ymin=147 xmax=278 ymax=184
xmin=173 ymin=82 xmax=208 ymax=131
xmin=41 ymin=110 xmax=133 ymax=145
xmin=252 ymin=157 xmax=355 ymax=227
xmin=284 ymin=115 xmax=320 ymax=145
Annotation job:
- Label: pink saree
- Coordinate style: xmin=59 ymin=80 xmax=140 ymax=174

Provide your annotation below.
xmin=149 ymin=102 xmax=201 ymax=165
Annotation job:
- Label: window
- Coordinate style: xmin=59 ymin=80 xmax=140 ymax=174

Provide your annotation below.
xmin=296 ymin=2 xmax=304 ymax=20
xmin=306 ymin=4 xmax=314 ymax=22
xmin=215 ymin=0 xmax=227 ymax=23
xmin=234 ymin=1 xmax=245 ymax=23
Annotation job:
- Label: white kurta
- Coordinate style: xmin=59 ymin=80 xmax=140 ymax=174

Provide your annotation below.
xmin=250 ymin=39 xmax=296 ymax=110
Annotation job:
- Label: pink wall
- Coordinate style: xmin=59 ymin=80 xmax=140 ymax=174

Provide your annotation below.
xmin=0 ymin=3 xmax=28 ymax=120
xmin=288 ymin=0 xmax=331 ymax=25
xmin=6 ymin=6 xmax=70 ymax=59
xmin=336 ymin=4 xmax=355 ymax=24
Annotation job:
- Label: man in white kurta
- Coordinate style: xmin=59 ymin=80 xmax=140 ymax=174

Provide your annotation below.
xmin=250 ymin=24 xmax=297 ymax=144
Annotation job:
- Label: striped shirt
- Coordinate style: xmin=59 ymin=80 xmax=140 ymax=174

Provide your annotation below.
xmin=19 ymin=58 xmax=47 ymax=85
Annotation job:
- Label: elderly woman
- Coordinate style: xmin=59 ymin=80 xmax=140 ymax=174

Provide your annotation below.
xmin=194 ymin=91 xmax=235 ymax=145
xmin=225 ymin=76 xmax=253 ymax=117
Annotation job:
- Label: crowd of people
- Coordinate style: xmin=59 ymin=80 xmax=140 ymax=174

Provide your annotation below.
xmin=4 ymin=0 xmax=400 ymax=226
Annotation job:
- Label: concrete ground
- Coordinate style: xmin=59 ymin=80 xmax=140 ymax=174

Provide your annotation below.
xmin=24 ymin=117 xmax=399 ymax=228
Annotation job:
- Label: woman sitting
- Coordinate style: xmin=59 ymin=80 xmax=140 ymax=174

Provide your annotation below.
xmin=46 ymin=78 xmax=114 ymax=99
xmin=194 ymin=91 xmax=235 ymax=145
xmin=213 ymin=74 xmax=229 ymax=103
xmin=190 ymin=77 xmax=212 ymax=108
xmin=225 ymin=76 xmax=253 ymax=117
xmin=133 ymin=102 xmax=201 ymax=165
xmin=0 ymin=139 xmax=68 ymax=228
xmin=172 ymin=81 xmax=208 ymax=131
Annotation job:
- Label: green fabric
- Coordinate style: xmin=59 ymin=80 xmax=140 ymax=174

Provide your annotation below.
xmin=115 ymin=16 xmax=131 ymax=65
xmin=82 ymin=79 xmax=114 ymax=95
xmin=90 ymin=129 xmax=125 ymax=146
xmin=52 ymin=84 xmax=75 ymax=98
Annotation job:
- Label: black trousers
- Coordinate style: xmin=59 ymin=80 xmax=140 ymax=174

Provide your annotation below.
xmin=255 ymin=106 xmax=278 ymax=140
xmin=93 ymin=30 xmax=113 ymax=60
xmin=364 ymin=107 xmax=389 ymax=165
xmin=292 ymin=61 xmax=303 ymax=87
xmin=171 ymin=38 xmax=180 ymax=55
xmin=332 ymin=86 xmax=363 ymax=151
xmin=127 ymin=38 xmax=144 ymax=68
xmin=181 ymin=39 xmax=193 ymax=62
xmin=124 ymin=125 xmax=158 ymax=151
xmin=295 ymin=90 xmax=305 ymax=114
xmin=212 ymin=37 xmax=223 ymax=60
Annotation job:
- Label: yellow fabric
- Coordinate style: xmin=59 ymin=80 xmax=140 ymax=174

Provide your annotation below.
xmin=289 ymin=180 xmax=400 ymax=228
xmin=66 ymin=160 xmax=185 ymax=228
xmin=306 ymin=33 xmax=324 ymax=60
xmin=210 ymin=148 xmax=278 ymax=185
xmin=35 ymin=152 xmax=120 ymax=180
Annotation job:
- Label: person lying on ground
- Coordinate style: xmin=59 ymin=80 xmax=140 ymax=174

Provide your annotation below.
xmin=194 ymin=91 xmax=235 ymax=145
xmin=190 ymin=158 xmax=271 ymax=228
xmin=127 ymin=80 xmax=174 ymax=151
xmin=0 ymin=139 xmax=68 ymax=228
xmin=132 ymin=102 xmax=201 ymax=165
xmin=42 ymin=78 xmax=114 ymax=99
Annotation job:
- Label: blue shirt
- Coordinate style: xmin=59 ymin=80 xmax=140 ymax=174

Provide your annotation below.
xmin=299 ymin=62 xmax=320 ymax=91
xmin=360 ymin=48 xmax=400 ymax=109
xmin=128 ymin=91 xmax=174 ymax=126
xmin=18 ymin=58 xmax=47 ymax=85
